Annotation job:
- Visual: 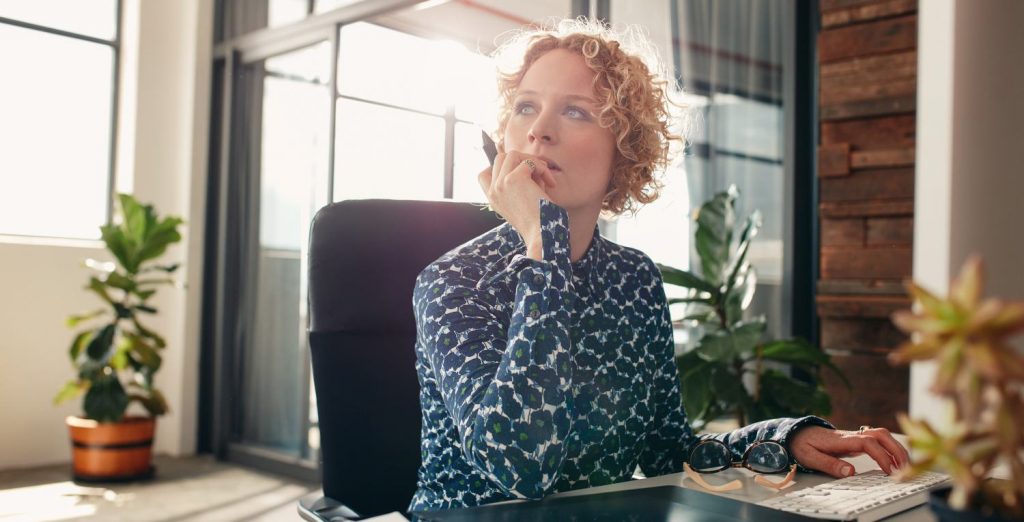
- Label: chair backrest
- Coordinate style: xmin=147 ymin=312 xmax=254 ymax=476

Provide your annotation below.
xmin=307 ymin=199 xmax=502 ymax=517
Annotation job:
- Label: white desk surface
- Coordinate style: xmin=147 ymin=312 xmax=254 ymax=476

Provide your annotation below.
xmin=547 ymin=436 xmax=936 ymax=522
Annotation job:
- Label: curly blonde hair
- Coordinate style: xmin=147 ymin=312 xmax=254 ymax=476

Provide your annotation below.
xmin=494 ymin=19 xmax=682 ymax=215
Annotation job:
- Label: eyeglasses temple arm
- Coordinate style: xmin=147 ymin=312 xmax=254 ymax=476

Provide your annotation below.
xmin=754 ymin=464 xmax=798 ymax=490
xmin=684 ymin=462 xmax=743 ymax=492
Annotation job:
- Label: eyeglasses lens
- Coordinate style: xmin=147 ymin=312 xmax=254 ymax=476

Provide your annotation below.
xmin=746 ymin=442 xmax=789 ymax=473
xmin=689 ymin=441 xmax=731 ymax=473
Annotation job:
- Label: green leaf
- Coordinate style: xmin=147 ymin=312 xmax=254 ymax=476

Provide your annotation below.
xmin=127 ymin=333 xmax=162 ymax=372
xmin=100 ymin=225 xmax=132 ymax=273
xmin=66 ymin=309 xmax=107 ymax=328
xmin=134 ymin=304 xmax=158 ymax=314
xmin=83 ymin=374 xmax=129 ymax=422
xmin=133 ymin=288 xmax=157 ymax=300
xmin=69 ymin=330 xmax=94 ymax=362
xmin=657 ymin=264 xmax=719 ymax=295
xmin=54 ymin=380 xmax=85 ymax=405
xmin=141 ymin=263 xmax=180 ymax=273
xmin=87 ymin=277 xmax=116 ymax=305
xmin=679 ymin=356 xmax=711 ymax=422
xmin=760 ymin=370 xmax=820 ymax=416
xmin=137 ymin=217 xmax=184 ymax=265
xmin=724 ymin=289 xmax=744 ymax=326
xmin=709 ymin=362 xmax=749 ymax=406
xmin=696 ymin=330 xmax=734 ymax=362
xmin=694 ymin=186 xmax=737 ymax=285
xmin=133 ymin=318 xmax=166 ymax=348
xmin=85 ymin=324 xmax=116 ymax=361
xmin=136 ymin=388 xmax=169 ymax=416
xmin=723 ymin=211 xmax=762 ymax=296
xmin=104 ymin=271 xmax=136 ymax=293
xmin=731 ymin=318 xmax=766 ymax=356
xmin=760 ymin=338 xmax=828 ymax=365
xmin=668 ymin=297 xmax=713 ymax=305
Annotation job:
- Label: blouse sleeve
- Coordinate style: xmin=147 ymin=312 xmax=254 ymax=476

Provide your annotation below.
xmin=638 ymin=260 xmax=835 ymax=477
xmin=414 ymin=199 xmax=575 ymax=500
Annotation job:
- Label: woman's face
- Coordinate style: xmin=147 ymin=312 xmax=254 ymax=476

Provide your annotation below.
xmin=503 ymin=48 xmax=617 ymax=214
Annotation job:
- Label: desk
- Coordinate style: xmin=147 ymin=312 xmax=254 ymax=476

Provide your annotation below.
xmin=546 ymin=451 xmax=935 ymax=522
xmin=405 ymin=436 xmax=941 ymax=522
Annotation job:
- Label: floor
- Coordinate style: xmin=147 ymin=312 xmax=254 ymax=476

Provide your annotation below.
xmin=0 ymin=455 xmax=320 ymax=522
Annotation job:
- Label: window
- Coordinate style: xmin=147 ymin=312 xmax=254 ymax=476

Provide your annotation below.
xmin=0 ymin=2 xmax=119 ymax=239
xmin=610 ymin=0 xmax=795 ymax=341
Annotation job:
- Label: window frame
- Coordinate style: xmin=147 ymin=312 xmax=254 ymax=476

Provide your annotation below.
xmin=0 ymin=3 xmax=122 ymax=240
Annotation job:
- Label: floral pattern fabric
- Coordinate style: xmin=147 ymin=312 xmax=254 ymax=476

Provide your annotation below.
xmin=408 ymin=199 xmax=831 ymax=512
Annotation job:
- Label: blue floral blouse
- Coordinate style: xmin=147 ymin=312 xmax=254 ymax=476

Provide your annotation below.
xmin=408 ymin=199 xmax=831 ymax=512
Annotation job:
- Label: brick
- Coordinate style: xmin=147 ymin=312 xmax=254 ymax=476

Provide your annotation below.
xmin=820 ymin=78 xmax=916 ymax=105
xmin=820 ymin=168 xmax=915 ymax=202
xmin=820 ymin=317 xmax=907 ymax=352
xmin=822 ymin=352 xmax=909 ymax=432
xmin=816 ymin=294 xmax=911 ymax=318
xmin=819 ymin=143 xmax=851 ymax=177
xmin=821 ymin=218 xmax=865 ymax=246
xmin=819 ymin=15 xmax=917 ymax=63
xmin=822 ymin=94 xmax=916 ymax=120
xmin=819 ymin=199 xmax=914 ymax=218
xmin=867 ymin=217 xmax=914 ymax=245
xmin=821 ymin=115 xmax=916 ymax=149
xmin=850 ymin=148 xmax=915 ymax=169
xmin=820 ymin=51 xmax=917 ymax=85
xmin=817 ymin=278 xmax=907 ymax=295
xmin=821 ymin=246 xmax=912 ymax=279
xmin=822 ymin=0 xmax=918 ymax=28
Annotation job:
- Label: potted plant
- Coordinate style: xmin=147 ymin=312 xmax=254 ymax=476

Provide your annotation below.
xmin=888 ymin=255 xmax=1024 ymax=521
xmin=53 ymin=193 xmax=183 ymax=482
xmin=657 ymin=185 xmax=847 ymax=429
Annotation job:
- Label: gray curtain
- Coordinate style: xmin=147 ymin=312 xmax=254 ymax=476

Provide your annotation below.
xmin=673 ymin=0 xmax=788 ymax=337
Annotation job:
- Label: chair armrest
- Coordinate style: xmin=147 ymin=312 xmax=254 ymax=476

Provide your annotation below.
xmin=298 ymin=493 xmax=363 ymax=521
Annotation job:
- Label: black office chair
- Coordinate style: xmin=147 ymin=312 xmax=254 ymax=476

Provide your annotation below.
xmin=299 ymin=199 xmax=502 ymax=521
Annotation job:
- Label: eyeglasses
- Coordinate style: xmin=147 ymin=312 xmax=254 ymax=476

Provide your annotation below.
xmin=684 ymin=440 xmax=797 ymax=492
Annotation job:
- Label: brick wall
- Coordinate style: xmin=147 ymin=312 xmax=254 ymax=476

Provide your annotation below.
xmin=816 ymin=0 xmax=917 ymax=431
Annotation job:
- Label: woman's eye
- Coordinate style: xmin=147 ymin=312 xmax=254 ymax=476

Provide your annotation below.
xmin=514 ymin=102 xmax=535 ymax=115
xmin=566 ymin=106 xmax=589 ymax=120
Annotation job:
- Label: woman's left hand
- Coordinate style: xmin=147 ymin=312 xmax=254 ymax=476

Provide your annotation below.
xmin=788 ymin=426 xmax=911 ymax=478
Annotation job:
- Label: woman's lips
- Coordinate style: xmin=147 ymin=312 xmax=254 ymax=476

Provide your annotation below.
xmin=538 ymin=156 xmax=561 ymax=171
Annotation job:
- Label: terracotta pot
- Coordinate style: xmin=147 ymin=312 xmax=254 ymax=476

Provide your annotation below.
xmin=66 ymin=415 xmax=155 ymax=482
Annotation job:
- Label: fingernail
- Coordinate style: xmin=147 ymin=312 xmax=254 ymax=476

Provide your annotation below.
xmin=842 ymin=465 xmax=854 ymax=476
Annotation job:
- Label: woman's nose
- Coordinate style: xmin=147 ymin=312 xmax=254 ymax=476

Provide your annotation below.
xmin=527 ymin=114 xmax=557 ymax=145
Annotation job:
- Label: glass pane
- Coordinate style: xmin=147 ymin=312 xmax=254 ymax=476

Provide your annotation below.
xmin=314 ymin=0 xmax=361 ymax=14
xmin=373 ymin=0 xmax=573 ymax=54
xmin=0 ymin=0 xmax=117 ymax=40
xmin=268 ymin=0 xmax=307 ymax=28
xmin=332 ymin=99 xmax=444 ymax=201
xmin=452 ymin=122 xmax=488 ymax=203
xmin=452 ymin=45 xmax=498 ymax=125
xmin=240 ymin=41 xmax=331 ymax=456
xmin=337 ymin=22 xmax=456 ymax=115
xmin=0 ymin=25 xmax=113 ymax=238
xmin=612 ymin=0 xmax=789 ymax=343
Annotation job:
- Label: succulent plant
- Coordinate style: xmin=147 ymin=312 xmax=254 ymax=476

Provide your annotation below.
xmin=889 ymin=255 xmax=1024 ymax=517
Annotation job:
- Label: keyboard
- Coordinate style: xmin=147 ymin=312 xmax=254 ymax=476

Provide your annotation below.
xmin=757 ymin=470 xmax=950 ymax=521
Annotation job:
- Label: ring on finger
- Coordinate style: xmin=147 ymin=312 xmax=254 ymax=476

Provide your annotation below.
xmin=523 ymin=159 xmax=537 ymax=173
xmin=858 ymin=425 xmax=873 ymax=433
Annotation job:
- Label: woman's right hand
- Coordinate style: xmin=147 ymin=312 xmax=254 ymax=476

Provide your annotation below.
xmin=478 ymin=150 xmax=557 ymax=261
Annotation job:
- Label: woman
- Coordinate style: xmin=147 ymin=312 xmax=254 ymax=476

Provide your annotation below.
xmin=408 ymin=20 xmax=908 ymax=513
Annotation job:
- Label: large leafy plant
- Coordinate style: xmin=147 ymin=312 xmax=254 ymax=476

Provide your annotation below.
xmin=889 ymin=256 xmax=1024 ymax=517
xmin=54 ymin=194 xmax=183 ymax=423
xmin=658 ymin=185 xmax=846 ymax=429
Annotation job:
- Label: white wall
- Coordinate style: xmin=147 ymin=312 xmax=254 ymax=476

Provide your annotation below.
xmin=0 ymin=0 xmax=212 ymax=469
xmin=911 ymin=0 xmax=1024 ymax=425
